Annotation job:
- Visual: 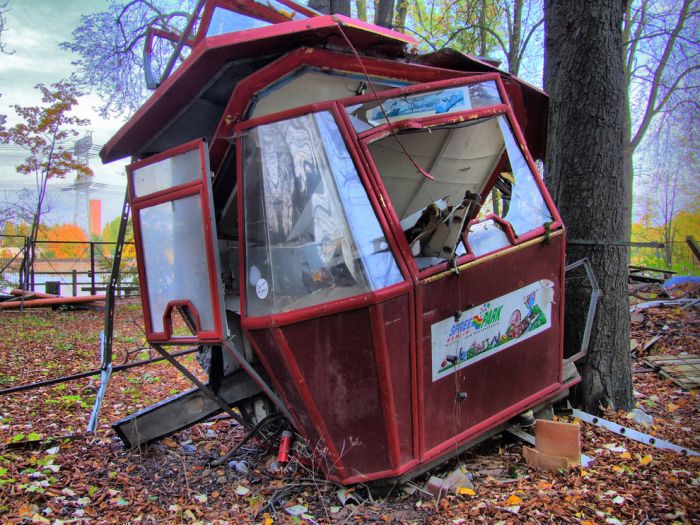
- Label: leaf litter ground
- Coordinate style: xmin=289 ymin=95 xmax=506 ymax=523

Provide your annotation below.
xmin=0 ymin=290 xmax=697 ymax=524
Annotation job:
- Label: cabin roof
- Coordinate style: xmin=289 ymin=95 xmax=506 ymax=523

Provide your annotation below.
xmin=101 ymin=14 xmax=548 ymax=164
xmin=101 ymin=15 xmax=415 ymax=163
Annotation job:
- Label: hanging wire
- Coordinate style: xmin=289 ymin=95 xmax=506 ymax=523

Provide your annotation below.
xmin=333 ymin=19 xmax=434 ymax=180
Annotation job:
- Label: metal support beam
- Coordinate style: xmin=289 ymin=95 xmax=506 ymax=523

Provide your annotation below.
xmin=150 ymin=343 xmax=252 ymax=429
xmin=0 ymin=347 xmax=199 ymax=396
xmin=87 ymin=189 xmax=130 ymax=432
xmin=222 ymin=338 xmax=294 ymax=424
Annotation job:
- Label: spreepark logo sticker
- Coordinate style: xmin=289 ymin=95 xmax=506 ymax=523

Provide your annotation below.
xmin=431 ymin=280 xmax=554 ymax=382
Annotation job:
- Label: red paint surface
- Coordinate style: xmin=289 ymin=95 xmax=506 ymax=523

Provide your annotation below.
xmin=117 ymin=7 xmax=565 ymax=482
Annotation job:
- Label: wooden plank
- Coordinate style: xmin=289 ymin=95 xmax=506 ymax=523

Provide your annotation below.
xmin=642 ymin=354 xmax=700 ymax=390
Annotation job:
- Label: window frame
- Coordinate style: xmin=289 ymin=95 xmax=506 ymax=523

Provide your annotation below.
xmin=236 ymin=102 xmax=413 ymax=327
xmin=128 ymin=139 xmax=227 ymax=343
xmin=234 ymin=74 xmax=561 ymax=324
xmin=348 ymin=75 xmax=561 ymax=280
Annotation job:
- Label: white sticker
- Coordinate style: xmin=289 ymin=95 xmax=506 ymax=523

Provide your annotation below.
xmin=431 ymin=280 xmax=554 ymax=382
xmin=256 ymin=278 xmax=269 ymax=299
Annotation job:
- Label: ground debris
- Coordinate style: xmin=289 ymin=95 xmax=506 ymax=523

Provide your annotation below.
xmin=0 ymin=298 xmax=697 ymax=523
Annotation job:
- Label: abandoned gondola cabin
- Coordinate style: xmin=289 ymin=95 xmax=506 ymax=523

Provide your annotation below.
xmin=102 ymin=0 xmax=578 ymax=484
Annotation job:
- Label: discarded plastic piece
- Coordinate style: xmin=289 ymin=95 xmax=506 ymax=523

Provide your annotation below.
xmin=337 ymin=487 xmax=362 ymax=506
xmin=227 ymin=460 xmax=249 ymax=475
xmin=630 ymin=299 xmax=698 ymax=313
xmin=627 ymin=408 xmax=654 ymax=428
xmin=284 ymin=504 xmax=308 ymax=517
xmin=663 ymin=275 xmax=700 ymax=289
xmin=424 ymin=467 xmax=474 ymax=499
xmin=234 ymin=485 xmax=250 ymax=496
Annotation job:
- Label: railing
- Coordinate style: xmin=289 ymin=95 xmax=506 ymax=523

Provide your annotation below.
xmin=629 ymin=238 xmax=699 ymax=277
xmin=0 ymin=235 xmax=139 ymax=297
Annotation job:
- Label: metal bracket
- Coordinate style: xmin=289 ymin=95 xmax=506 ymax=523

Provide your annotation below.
xmin=564 ymin=258 xmax=600 ymax=365
xmin=572 ymin=409 xmax=699 ymax=456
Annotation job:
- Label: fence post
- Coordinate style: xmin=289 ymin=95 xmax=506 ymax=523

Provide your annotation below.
xmin=90 ymin=242 xmax=96 ymax=295
xmin=72 ymin=269 xmax=78 ymax=297
xmin=28 ymin=237 xmax=35 ymax=291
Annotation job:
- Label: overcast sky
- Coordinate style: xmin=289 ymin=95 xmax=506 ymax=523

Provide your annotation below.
xmin=0 ymin=0 xmax=129 ymax=186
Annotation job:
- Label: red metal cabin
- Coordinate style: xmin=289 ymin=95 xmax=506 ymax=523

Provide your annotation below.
xmin=103 ymin=0 xmax=579 ymax=484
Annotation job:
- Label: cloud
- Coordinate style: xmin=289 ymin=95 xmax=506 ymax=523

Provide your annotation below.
xmin=0 ymin=0 xmax=128 ymax=185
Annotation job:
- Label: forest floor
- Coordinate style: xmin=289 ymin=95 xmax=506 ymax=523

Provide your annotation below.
xmin=0 ymin=284 xmax=698 ymax=524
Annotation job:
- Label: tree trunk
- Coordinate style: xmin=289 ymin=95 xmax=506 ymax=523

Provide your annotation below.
xmin=478 ymin=0 xmax=488 ymax=57
xmin=308 ymin=0 xmax=330 ymax=14
xmin=333 ymin=0 xmax=351 ymax=16
xmin=356 ymin=0 xmax=367 ymax=21
xmin=374 ymin=0 xmax=395 ymax=28
xmin=507 ymin=0 xmax=523 ymax=75
xmin=393 ymin=0 xmax=408 ymax=31
xmin=544 ymin=0 xmax=634 ymax=413
xmin=308 ymin=0 xmax=350 ymax=16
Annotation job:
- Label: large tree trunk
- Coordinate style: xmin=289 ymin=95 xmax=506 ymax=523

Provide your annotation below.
xmin=544 ymin=0 xmax=634 ymax=413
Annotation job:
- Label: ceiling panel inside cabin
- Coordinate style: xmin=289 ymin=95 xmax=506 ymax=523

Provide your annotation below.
xmin=368 ymin=117 xmax=504 ymax=219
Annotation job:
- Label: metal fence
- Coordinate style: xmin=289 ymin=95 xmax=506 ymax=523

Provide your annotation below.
xmin=630 ymin=239 xmax=699 ymax=276
xmin=0 ymin=235 xmax=139 ymax=297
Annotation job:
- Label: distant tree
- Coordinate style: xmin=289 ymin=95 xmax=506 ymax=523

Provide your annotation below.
xmin=356 ymin=0 xmax=368 ymax=21
xmin=622 ymin=0 xmax=699 ymax=235
xmin=400 ymin=0 xmax=543 ymax=77
xmin=402 ymin=0 xmax=497 ymax=53
xmin=488 ymin=0 xmax=544 ymax=76
xmin=0 ymin=188 xmax=56 ymax=239
xmin=0 ymin=81 xmax=93 ymax=288
xmin=101 ymin=215 xmax=136 ymax=263
xmin=636 ymin=113 xmax=699 ymax=268
xmin=61 ymin=0 xmax=193 ymax=117
xmin=544 ymin=0 xmax=634 ymax=412
xmin=43 ymin=224 xmax=89 ymax=259
xmin=0 ymin=0 xmax=12 ymax=55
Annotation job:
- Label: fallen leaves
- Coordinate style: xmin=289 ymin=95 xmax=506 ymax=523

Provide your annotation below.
xmin=0 ymin=292 xmax=697 ymax=524
xmin=505 ymin=494 xmax=522 ymax=505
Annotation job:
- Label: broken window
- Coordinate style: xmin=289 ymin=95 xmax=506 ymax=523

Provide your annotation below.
xmin=366 ymin=113 xmax=553 ymax=267
xmin=367 ymin=115 xmax=503 ymax=269
xmin=249 ymin=68 xmax=408 ymax=120
xmin=468 ymin=117 xmax=553 ymax=255
xmin=242 ymin=111 xmax=402 ymax=317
